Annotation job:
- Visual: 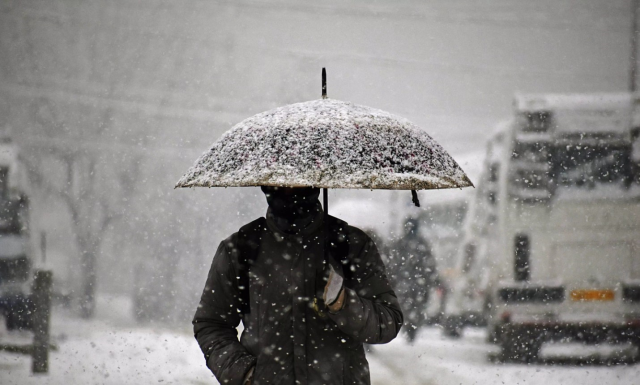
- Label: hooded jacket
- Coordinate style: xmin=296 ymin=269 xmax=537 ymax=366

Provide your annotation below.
xmin=193 ymin=209 xmax=403 ymax=385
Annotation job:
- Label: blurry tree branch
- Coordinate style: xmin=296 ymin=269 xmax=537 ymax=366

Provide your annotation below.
xmin=17 ymin=99 xmax=141 ymax=318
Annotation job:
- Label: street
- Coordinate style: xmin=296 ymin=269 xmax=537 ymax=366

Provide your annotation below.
xmin=369 ymin=328 xmax=639 ymax=385
xmin=1 ymin=296 xmax=637 ymax=385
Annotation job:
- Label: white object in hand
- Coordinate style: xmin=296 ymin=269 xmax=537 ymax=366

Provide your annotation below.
xmin=324 ymin=265 xmax=344 ymax=305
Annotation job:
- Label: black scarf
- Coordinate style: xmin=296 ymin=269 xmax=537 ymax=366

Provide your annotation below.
xmin=261 ymin=186 xmax=322 ymax=234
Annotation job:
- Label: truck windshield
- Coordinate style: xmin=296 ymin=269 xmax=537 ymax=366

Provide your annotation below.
xmin=550 ymin=144 xmax=632 ymax=189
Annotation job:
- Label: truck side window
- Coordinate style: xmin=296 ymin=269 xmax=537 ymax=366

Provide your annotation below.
xmin=514 ymin=234 xmax=530 ymax=281
xmin=523 ymin=111 xmax=551 ymax=133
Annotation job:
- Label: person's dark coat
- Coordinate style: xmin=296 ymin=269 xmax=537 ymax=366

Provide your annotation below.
xmin=193 ymin=210 xmax=403 ymax=385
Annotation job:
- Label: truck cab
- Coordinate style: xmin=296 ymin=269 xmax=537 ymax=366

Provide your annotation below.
xmin=445 ymin=93 xmax=640 ymax=361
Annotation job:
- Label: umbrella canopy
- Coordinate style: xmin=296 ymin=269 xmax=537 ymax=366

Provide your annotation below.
xmin=175 ymin=98 xmax=473 ymax=190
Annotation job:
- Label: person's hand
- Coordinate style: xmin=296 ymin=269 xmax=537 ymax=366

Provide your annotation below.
xmin=243 ymin=366 xmax=254 ymax=385
xmin=323 ymin=265 xmax=345 ymax=312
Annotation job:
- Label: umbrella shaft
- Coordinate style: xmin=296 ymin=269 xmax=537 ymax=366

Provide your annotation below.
xmin=323 ymin=188 xmax=329 ymax=266
xmin=322 ymin=68 xmax=327 ymax=99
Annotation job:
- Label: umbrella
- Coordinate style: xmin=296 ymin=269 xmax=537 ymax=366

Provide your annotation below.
xmin=176 ymin=68 xmax=472 ymax=316
xmin=176 ymin=70 xmax=473 ymax=204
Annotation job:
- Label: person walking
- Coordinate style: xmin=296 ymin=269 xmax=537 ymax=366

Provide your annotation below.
xmin=180 ymin=73 xmax=472 ymax=384
xmin=193 ymin=186 xmax=403 ymax=385
xmin=387 ymin=218 xmax=439 ymax=343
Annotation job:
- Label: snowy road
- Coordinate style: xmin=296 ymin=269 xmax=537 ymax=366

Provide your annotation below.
xmin=1 ymin=297 xmax=638 ymax=385
xmin=368 ymin=328 xmax=639 ymax=385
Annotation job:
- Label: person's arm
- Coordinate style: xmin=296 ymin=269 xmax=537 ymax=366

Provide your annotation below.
xmin=326 ymin=231 xmax=403 ymax=344
xmin=193 ymin=238 xmax=256 ymax=385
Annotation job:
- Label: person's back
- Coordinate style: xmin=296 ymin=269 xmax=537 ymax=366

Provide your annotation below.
xmin=193 ymin=187 xmax=403 ymax=385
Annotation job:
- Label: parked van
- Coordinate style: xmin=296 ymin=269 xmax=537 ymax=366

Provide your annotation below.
xmin=444 ymin=93 xmax=640 ymax=361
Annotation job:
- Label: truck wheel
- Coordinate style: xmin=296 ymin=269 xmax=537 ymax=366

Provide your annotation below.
xmin=500 ymin=335 xmax=540 ymax=363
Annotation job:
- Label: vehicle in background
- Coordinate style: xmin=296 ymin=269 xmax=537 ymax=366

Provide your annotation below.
xmin=443 ymin=93 xmax=640 ymax=361
xmin=0 ymin=135 xmax=33 ymax=330
xmin=413 ymin=197 xmax=469 ymax=326
xmin=442 ymin=126 xmax=508 ymax=337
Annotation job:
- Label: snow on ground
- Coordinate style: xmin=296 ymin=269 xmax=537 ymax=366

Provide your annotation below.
xmin=0 ymin=295 xmax=214 ymax=385
xmin=1 ymin=296 xmax=639 ymax=385
xmin=368 ymin=328 xmax=640 ymax=385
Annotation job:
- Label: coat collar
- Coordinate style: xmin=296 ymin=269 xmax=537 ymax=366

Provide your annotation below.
xmin=265 ymin=204 xmax=324 ymax=238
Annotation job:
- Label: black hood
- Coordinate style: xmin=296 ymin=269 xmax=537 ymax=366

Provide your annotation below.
xmin=261 ymin=186 xmax=321 ymax=233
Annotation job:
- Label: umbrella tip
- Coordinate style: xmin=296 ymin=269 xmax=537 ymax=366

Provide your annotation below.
xmin=322 ymin=68 xmax=327 ymax=99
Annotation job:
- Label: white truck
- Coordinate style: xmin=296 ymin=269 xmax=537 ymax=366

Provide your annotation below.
xmin=444 ymin=93 xmax=640 ymax=361
xmin=0 ymin=134 xmax=33 ymax=330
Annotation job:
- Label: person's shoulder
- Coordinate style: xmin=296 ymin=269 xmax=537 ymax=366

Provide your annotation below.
xmin=346 ymin=224 xmax=372 ymax=244
xmin=238 ymin=217 xmax=267 ymax=235
xmin=328 ymin=215 xmax=374 ymax=246
xmin=221 ymin=217 xmax=266 ymax=249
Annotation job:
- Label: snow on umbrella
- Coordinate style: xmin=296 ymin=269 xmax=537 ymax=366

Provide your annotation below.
xmin=175 ymin=98 xmax=473 ymax=196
